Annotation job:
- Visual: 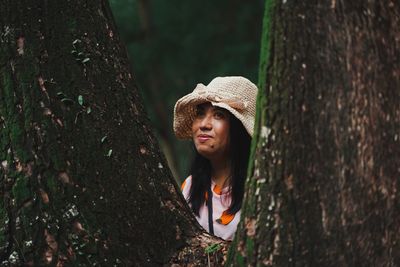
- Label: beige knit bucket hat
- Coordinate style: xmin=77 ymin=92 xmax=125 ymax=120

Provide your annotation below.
xmin=173 ymin=76 xmax=258 ymax=139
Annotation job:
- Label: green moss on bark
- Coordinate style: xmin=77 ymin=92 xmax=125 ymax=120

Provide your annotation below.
xmin=226 ymin=0 xmax=275 ymax=266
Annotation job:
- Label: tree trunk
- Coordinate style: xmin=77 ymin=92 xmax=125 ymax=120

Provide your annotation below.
xmin=228 ymin=0 xmax=400 ymax=266
xmin=0 ymin=1 xmax=224 ymax=265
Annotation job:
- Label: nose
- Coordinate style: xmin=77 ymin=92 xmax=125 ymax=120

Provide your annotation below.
xmin=199 ymin=114 xmax=212 ymax=130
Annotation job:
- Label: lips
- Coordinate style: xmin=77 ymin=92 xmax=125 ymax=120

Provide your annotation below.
xmin=197 ymin=134 xmax=212 ymax=142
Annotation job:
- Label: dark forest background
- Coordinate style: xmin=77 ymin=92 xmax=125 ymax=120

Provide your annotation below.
xmin=109 ymin=0 xmax=264 ymax=180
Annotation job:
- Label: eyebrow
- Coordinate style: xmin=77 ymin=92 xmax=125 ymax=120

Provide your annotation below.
xmin=213 ymin=107 xmax=226 ymax=113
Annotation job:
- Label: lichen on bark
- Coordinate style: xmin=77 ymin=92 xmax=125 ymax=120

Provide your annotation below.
xmin=228 ymin=0 xmax=400 ymax=266
xmin=0 ymin=0 xmax=225 ymax=266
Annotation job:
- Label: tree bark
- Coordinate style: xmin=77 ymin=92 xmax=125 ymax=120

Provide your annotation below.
xmin=0 ymin=0 xmax=224 ymax=265
xmin=228 ymin=0 xmax=400 ymax=266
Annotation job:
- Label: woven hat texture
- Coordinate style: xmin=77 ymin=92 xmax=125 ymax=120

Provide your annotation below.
xmin=173 ymin=76 xmax=258 ymax=139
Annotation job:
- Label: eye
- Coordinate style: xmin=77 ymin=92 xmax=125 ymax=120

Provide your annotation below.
xmin=195 ymin=106 xmax=205 ymax=117
xmin=214 ymin=111 xmax=225 ymax=119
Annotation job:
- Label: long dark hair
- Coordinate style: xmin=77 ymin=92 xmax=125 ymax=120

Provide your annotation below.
xmin=188 ymin=113 xmax=251 ymax=216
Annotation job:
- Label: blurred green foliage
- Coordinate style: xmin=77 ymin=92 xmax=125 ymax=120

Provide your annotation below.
xmin=109 ymin=0 xmax=264 ymax=180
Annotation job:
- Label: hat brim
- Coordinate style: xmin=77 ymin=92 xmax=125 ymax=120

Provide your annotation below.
xmin=173 ymin=93 xmax=208 ymax=139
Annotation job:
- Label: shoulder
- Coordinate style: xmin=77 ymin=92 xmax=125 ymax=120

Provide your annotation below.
xmin=180 ymin=175 xmax=192 ymax=190
xmin=180 ymin=175 xmax=192 ymax=199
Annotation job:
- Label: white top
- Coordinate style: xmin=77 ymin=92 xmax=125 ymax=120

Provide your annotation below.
xmin=181 ymin=176 xmax=241 ymax=241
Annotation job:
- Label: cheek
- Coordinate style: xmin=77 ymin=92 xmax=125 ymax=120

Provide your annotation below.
xmin=191 ymin=120 xmax=199 ymax=135
xmin=214 ymin=121 xmax=230 ymax=145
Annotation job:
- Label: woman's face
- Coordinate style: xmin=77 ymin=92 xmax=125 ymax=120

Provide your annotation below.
xmin=191 ymin=103 xmax=231 ymax=160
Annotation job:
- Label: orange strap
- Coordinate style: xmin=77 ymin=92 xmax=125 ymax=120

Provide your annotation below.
xmin=180 ymin=179 xmax=187 ymax=191
xmin=216 ymin=210 xmax=235 ymax=225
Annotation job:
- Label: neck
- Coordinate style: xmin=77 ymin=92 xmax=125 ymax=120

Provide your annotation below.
xmin=210 ymin=156 xmax=231 ymax=188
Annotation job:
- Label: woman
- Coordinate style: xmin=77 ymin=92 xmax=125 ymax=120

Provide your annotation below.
xmin=173 ymin=76 xmax=257 ymax=240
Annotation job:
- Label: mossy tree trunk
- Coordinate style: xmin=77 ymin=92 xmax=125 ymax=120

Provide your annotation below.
xmin=0 ymin=1 xmax=224 ymax=266
xmin=228 ymin=0 xmax=400 ymax=266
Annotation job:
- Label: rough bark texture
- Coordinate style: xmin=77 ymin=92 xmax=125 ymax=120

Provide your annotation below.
xmin=0 ymin=1 xmax=225 ymax=266
xmin=228 ymin=0 xmax=400 ymax=266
